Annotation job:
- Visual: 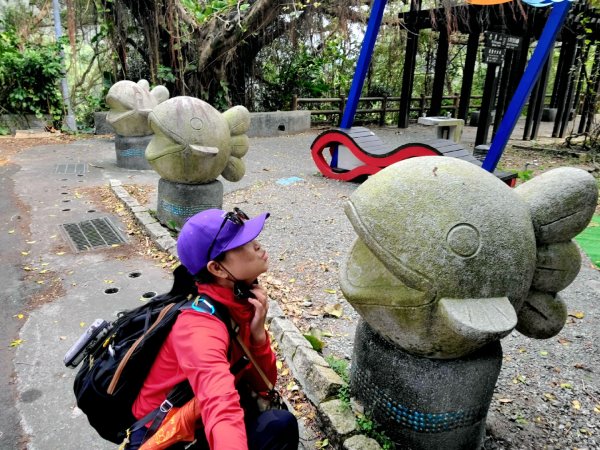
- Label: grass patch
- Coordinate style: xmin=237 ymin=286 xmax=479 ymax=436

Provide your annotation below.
xmin=325 ymin=355 xmax=395 ymax=449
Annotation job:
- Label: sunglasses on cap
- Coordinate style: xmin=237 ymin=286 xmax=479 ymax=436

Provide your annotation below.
xmin=206 ymin=207 xmax=250 ymax=262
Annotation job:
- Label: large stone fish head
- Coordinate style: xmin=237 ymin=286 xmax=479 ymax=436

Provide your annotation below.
xmin=145 ymin=96 xmax=250 ymax=184
xmin=340 ymin=157 xmax=596 ymax=359
xmin=105 ymin=79 xmax=169 ymax=136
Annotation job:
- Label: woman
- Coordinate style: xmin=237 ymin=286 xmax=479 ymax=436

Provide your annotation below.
xmin=128 ymin=208 xmax=299 ymax=449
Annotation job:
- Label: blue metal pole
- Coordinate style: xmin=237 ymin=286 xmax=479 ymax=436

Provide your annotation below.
xmin=482 ymin=0 xmax=571 ymax=172
xmin=339 ymin=0 xmax=388 ymax=129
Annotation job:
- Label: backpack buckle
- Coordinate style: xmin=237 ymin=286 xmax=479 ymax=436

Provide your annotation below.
xmin=160 ymin=399 xmax=174 ymax=413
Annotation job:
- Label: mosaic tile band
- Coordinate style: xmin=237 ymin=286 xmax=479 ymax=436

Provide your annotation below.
xmin=159 ymin=199 xmax=212 ymax=217
xmin=353 ymin=369 xmax=487 ymax=433
xmin=120 ymin=148 xmax=146 ymax=158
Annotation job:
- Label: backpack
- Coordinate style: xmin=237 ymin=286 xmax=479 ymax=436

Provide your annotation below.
xmin=67 ymin=265 xmax=231 ymax=445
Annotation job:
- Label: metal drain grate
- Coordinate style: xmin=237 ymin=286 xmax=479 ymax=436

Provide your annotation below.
xmin=60 ymin=217 xmax=127 ymax=252
xmin=55 ymin=163 xmax=87 ymax=174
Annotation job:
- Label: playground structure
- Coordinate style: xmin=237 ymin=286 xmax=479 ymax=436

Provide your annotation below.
xmin=311 ymin=0 xmax=581 ymax=181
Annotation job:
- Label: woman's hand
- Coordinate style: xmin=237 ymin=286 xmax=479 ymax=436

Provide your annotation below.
xmin=248 ymin=284 xmax=268 ymax=345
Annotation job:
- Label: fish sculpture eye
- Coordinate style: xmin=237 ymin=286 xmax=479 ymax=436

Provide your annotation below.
xmin=446 ymin=223 xmax=480 ymax=257
xmin=190 ymin=117 xmax=204 ymax=131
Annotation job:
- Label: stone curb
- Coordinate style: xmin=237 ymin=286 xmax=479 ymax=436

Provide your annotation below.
xmin=108 ymin=179 xmax=381 ymax=450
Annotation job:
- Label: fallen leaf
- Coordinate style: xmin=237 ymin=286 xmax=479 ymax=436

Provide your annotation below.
xmin=41 ymin=263 xmax=49 ymax=267
xmin=568 ymin=311 xmax=585 ymax=319
xmin=26 ymin=240 xmax=36 ymax=244
xmin=323 ymin=289 xmax=336 ymax=294
xmin=23 ymin=266 xmax=33 ymax=271
xmin=276 ymin=360 xmax=283 ymax=370
xmin=303 ymin=334 xmax=324 ymax=352
xmin=316 ymin=439 xmax=329 ymax=448
xmin=281 ymin=368 xmax=289 ymax=376
xmin=560 ymin=383 xmax=573 ymax=389
xmin=39 ymin=269 xmax=48 ymax=274
xmin=539 ymin=351 xmax=548 ymax=357
xmin=21 ymin=251 xmax=29 ymax=256
xmin=10 ymin=339 xmax=23 ymax=347
xmin=518 ymin=347 xmax=527 ymax=353
xmin=498 ymin=398 xmax=513 ymax=404
xmin=572 ymin=400 xmax=581 ymax=410
xmin=50 ymin=234 xmax=57 ymax=238
xmin=594 ymin=405 xmax=600 ymax=414
xmin=15 ymin=314 xmax=24 ymax=319
xmin=56 ymin=252 xmax=65 ymax=256
xmin=104 ymin=279 xmax=114 ymax=284
xmin=8 ymin=230 xmax=14 ymax=234
xmin=323 ymin=303 xmax=343 ymax=318
xmin=558 ymin=338 xmax=571 ymax=345
xmin=80 ymin=322 xmax=86 ymax=328
xmin=36 ymin=280 xmax=44 ymax=284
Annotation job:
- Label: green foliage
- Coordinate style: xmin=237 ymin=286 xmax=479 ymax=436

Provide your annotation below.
xmin=256 ymin=38 xmax=355 ymax=111
xmin=0 ymin=126 xmax=9 ymax=136
xmin=0 ymin=29 xmax=64 ymax=121
xmin=179 ymin=0 xmax=250 ymax=25
xmin=324 ymin=354 xmax=395 ymax=449
xmin=516 ymin=169 xmax=534 ymax=182
xmin=157 ymin=65 xmax=177 ymax=84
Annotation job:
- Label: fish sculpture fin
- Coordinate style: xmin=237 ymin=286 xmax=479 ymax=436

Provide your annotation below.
xmin=137 ymin=79 xmax=150 ymax=90
xmin=230 ymin=135 xmax=249 ymax=158
xmin=151 ymin=85 xmax=170 ymax=104
xmin=515 ymin=291 xmax=567 ymax=339
xmin=222 ymin=157 xmax=246 ymax=182
xmin=223 ymin=105 xmax=251 ymax=136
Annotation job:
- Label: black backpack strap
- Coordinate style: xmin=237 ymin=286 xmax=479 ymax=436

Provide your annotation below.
xmin=141 ymin=381 xmax=194 ymax=443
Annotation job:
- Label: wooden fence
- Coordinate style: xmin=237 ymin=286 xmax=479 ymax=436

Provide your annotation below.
xmin=290 ymin=94 xmax=483 ymax=125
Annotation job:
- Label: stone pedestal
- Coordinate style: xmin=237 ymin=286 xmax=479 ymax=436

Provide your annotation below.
xmin=115 ymin=134 xmax=152 ymax=170
xmin=157 ymin=178 xmax=223 ymax=229
xmin=350 ymin=320 xmax=502 ymax=450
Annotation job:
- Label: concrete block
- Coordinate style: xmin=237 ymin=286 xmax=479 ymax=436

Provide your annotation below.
xmin=343 ymin=435 xmax=382 ymax=450
xmin=154 ymin=235 xmax=177 ymax=253
xmin=319 ymin=399 xmax=356 ymax=437
xmin=305 ymin=365 xmax=344 ymax=404
xmin=135 ymin=211 xmax=157 ymax=227
xmin=281 ymin=329 xmax=312 ymax=364
xmin=144 ymin=222 xmax=169 ymax=240
xmin=266 ymin=299 xmax=285 ymax=322
xmin=131 ymin=205 xmax=147 ymax=214
xmin=292 ymin=345 xmax=329 ymax=382
xmin=247 ymin=111 xmax=310 ymax=137
xmin=268 ymin=317 xmax=299 ymax=343
xmin=94 ymin=111 xmax=115 ymax=134
xmin=111 ymin=186 xmax=129 ymax=199
xmin=109 ymin=179 xmax=122 ymax=187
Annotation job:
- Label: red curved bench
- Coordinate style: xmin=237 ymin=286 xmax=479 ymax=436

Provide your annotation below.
xmin=311 ymin=127 xmax=516 ymax=186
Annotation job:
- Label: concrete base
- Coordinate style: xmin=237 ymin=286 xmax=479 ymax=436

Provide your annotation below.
xmin=114 ymin=134 xmax=152 ymax=170
xmin=350 ymin=319 xmax=502 ymax=450
xmin=248 ymin=111 xmax=311 ymax=137
xmin=157 ymin=178 xmax=223 ymax=229
xmin=0 ymin=114 xmax=52 ymax=134
xmin=94 ymin=112 xmax=114 ymax=134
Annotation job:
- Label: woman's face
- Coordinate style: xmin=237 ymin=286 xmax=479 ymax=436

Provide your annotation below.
xmin=221 ymin=240 xmax=269 ymax=283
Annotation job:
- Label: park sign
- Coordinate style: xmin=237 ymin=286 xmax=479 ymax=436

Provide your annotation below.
xmin=483 ymin=47 xmax=505 ymax=64
xmin=484 ymin=32 xmax=522 ymax=50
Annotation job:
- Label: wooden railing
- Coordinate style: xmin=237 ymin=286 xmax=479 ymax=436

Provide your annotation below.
xmin=291 ymin=94 xmax=483 ymax=125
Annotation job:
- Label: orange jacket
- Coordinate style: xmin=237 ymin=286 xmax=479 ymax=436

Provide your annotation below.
xmin=132 ymin=283 xmax=277 ymax=450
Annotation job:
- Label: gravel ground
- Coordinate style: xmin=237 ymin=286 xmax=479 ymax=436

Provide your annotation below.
xmin=213 ymin=125 xmax=600 ymax=449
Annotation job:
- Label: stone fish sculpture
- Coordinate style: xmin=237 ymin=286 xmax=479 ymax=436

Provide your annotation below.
xmin=106 ymin=79 xmax=169 ymax=136
xmin=341 ymin=157 xmax=597 ymax=359
xmin=145 ymin=96 xmax=250 ymax=184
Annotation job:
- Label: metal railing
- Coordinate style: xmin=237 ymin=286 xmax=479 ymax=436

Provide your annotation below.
xmin=291 ymin=94 xmax=483 ymax=125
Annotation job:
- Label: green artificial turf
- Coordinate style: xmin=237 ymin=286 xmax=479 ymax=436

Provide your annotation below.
xmin=575 ymin=214 xmax=600 ymax=268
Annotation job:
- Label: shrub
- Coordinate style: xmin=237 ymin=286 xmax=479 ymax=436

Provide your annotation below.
xmin=0 ymin=29 xmax=64 ymax=123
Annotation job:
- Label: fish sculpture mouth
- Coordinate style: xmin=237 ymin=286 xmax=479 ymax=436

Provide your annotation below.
xmin=106 ymin=109 xmax=137 ymax=125
xmin=439 ymin=297 xmax=517 ymax=342
xmin=344 ymin=200 xmax=435 ymax=295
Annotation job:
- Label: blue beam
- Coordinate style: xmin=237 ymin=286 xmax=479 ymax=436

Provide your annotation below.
xmin=339 ymin=0 xmax=388 ymax=129
xmin=482 ymin=1 xmax=572 ymax=172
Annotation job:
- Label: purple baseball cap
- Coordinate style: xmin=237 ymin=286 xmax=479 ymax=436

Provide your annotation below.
xmin=177 ymin=208 xmax=270 ymax=276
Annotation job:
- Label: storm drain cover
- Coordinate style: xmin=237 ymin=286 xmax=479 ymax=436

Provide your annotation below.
xmin=60 ymin=217 xmax=127 ymax=252
xmin=55 ymin=163 xmax=87 ymax=174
